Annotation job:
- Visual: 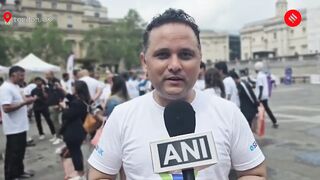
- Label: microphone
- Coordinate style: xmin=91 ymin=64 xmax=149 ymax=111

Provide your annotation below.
xmin=149 ymin=101 xmax=218 ymax=177
xmin=164 ymin=100 xmax=196 ymax=180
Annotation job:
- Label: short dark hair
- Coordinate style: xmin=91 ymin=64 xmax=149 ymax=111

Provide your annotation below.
xmin=229 ymin=70 xmax=239 ymax=80
xmin=62 ymin=73 xmax=69 ymax=79
xmin=9 ymin=66 xmax=25 ymax=77
xmin=200 ymin=62 xmax=206 ymax=70
xmin=214 ymin=61 xmax=228 ymax=75
xmin=142 ymin=8 xmax=200 ymax=52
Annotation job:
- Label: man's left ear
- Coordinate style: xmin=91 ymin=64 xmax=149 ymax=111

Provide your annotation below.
xmin=140 ymin=52 xmax=147 ymax=72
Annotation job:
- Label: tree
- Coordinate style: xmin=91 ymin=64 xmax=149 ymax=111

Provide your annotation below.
xmin=17 ymin=21 xmax=72 ymax=65
xmin=85 ymin=9 xmax=145 ymax=69
xmin=0 ymin=26 xmax=20 ymax=66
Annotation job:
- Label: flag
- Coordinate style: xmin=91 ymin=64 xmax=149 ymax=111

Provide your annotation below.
xmin=66 ymin=54 xmax=74 ymax=79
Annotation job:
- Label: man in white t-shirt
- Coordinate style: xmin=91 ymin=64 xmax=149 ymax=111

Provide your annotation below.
xmin=88 ymin=9 xmax=266 ymax=180
xmin=215 ymin=62 xmax=240 ymax=107
xmin=0 ymin=66 xmax=37 ymax=180
xmin=78 ymin=69 xmax=102 ymax=104
xmin=126 ymin=73 xmax=140 ymax=99
xmin=60 ymin=73 xmax=74 ymax=94
xmin=254 ymin=62 xmax=279 ymax=128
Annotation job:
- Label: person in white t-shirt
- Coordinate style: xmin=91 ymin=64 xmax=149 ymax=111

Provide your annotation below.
xmin=254 ymin=62 xmax=279 ymax=128
xmin=60 ymin=73 xmax=74 ymax=95
xmin=78 ymin=69 xmax=102 ymax=104
xmin=125 ymin=72 xmax=140 ymax=99
xmin=0 ymin=66 xmax=37 ymax=180
xmin=88 ymin=9 xmax=266 ymax=180
xmin=215 ymin=62 xmax=240 ymax=107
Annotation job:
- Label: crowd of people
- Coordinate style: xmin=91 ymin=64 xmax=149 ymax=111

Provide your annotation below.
xmin=0 ymin=8 xmax=281 ymax=180
xmin=0 ymin=66 xmax=152 ymax=180
xmin=195 ymin=61 xmax=279 ymax=130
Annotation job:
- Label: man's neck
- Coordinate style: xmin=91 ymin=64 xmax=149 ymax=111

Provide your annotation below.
xmin=153 ymin=90 xmax=196 ymax=107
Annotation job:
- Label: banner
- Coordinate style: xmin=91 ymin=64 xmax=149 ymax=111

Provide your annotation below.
xmin=66 ymin=54 xmax=74 ymax=79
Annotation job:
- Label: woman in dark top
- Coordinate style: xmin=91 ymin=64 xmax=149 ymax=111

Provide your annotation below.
xmin=229 ymin=71 xmax=259 ymax=127
xmin=59 ymin=81 xmax=90 ymax=179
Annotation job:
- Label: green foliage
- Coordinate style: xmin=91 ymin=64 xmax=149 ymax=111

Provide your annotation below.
xmin=0 ymin=21 xmax=71 ymax=66
xmin=0 ymin=26 xmax=20 ymax=66
xmin=85 ymin=9 xmax=145 ymax=69
xmin=17 ymin=22 xmax=71 ymax=64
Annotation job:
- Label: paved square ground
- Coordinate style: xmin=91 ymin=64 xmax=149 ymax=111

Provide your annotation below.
xmin=1 ymin=84 xmax=319 ymax=179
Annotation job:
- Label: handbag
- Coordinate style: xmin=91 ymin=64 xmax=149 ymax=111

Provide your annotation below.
xmin=82 ymin=101 xmax=100 ymax=133
xmin=91 ymin=117 xmax=107 ymax=146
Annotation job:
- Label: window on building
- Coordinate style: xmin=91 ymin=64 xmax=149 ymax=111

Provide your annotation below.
xmin=252 ymin=38 xmax=255 ymax=42
xmin=67 ymin=15 xmax=73 ymax=28
xmin=36 ymin=0 xmax=41 ymax=8
xmin=89 ymin=24 xmax=94 ymax=28
xmin=273 ymin=48 xmax=278 ymax=56
xmin=52 ymin=14 xmax=58 ymax=22
xmin=302 ymin=27 xmax=306 ymax=33
xmin=94 ymin=12 xmax=100 ymax=18
xmin=301 ymin=44 xmax=307 ymax=49
xmin=273 ymin=32 xmax=277 ymax=39
xmin=52 ymin=1 xmax=57 ymax=9
xmin=67 ymin=3 xmax=72 ymax=10
xmin=36 ymin=13 xmax=42 ymax=19
xmin=244 ymin=53 xmax=248 ymax=59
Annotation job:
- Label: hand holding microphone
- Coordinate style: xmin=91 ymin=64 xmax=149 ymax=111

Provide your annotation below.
xmin=150 ymin=100 xmax=218 ymax=180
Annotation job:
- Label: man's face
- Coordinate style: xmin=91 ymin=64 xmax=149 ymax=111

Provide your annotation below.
xmin=35 ymin=79 xmax=42 ymax=86
xmin=140 ymin=23 xmax=201 ymax=101
xmin=63 ymin=75 xmax=69 ymax=81
xmin=45 ymin=72 xmax=53 ymax=80
xmin=12 ymin=71 xmax=25 ymax=85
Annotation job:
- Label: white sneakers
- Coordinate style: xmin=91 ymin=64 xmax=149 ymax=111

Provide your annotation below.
xmin=39 ymin=135 xmax=45 ymax=140
xmin=68 ymin=176 xmax=86 ymax=180
xmin=49 ymin=136 xmax=57 ymax=142
xmin=52 ymin=138 xmax=63 ymax=145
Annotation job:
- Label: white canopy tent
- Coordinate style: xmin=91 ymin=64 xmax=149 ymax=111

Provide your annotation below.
xmin=0 ymin=65 xmax=9 ymax=74
xmin=15 ymin=53 xmax=61 ymax=72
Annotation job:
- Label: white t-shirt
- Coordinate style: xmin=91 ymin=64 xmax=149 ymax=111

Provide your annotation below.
xmin=203 ymin=87 xmax=222 ymax=98
xmin=126 ymin=79 xmax=139 ymax=99
xmin=88 ymin=90 xmax=265 ymax=180
xmin=255 ymin=72 xmax=269 ymax=100
xmin=100 ymin=83 xmax=111 ymax=104
xmin=194 ymin=79 xmax=205 ymax=90
xmin=60 ymin=79 xmax=74 ymax=94
xmin=79 ymin=76 xmax=101 ymax=101
xmin=0 ymin=81 xmax=29 ymax=135
xmin=223 ymin=77 xmax=240 ymax=107
xmin=23 ymin=83 xmax=36 ymax=96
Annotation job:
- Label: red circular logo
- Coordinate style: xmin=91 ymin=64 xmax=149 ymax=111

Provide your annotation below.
xmin=284 ymin=9 xmax=302 ymax=27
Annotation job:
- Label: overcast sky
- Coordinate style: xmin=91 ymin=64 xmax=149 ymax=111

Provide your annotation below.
xmin=100 ymin=0 xmax=320 ymax=33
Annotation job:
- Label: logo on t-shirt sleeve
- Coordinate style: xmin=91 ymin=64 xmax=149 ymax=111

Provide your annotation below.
xmin=95 ymin=145 xmax=104 ymax=156
xmin=249 ymin=141 xmax=258 ymax=152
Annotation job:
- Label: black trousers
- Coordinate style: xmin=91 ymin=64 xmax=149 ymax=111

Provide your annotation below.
xmin=34 ymin=108 xmax=56 ymax=135
xmin=261 ymin=99 xmax=277 ymax=124
xmin=65 ymin=139 xmax=84 ymax=171
xmin=5 ymin=131 xmax=27 ymax=180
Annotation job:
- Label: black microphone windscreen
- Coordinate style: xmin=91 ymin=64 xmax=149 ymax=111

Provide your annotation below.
xmin=164 ymin=100 xmax=196 ymax=137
